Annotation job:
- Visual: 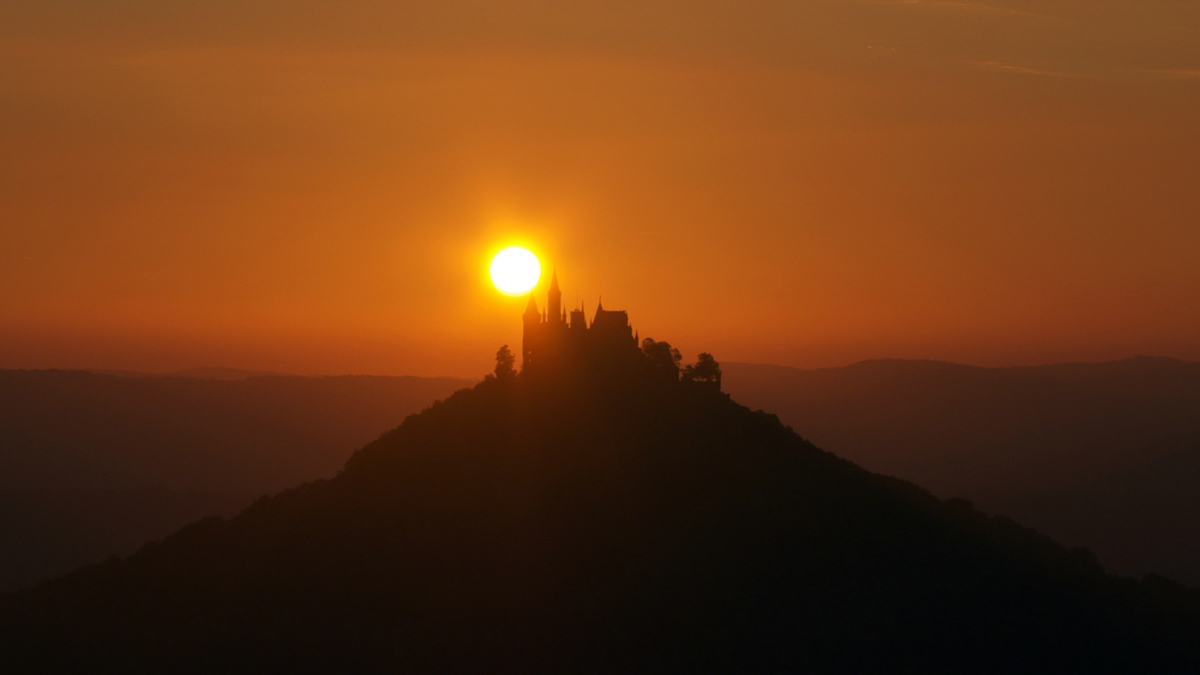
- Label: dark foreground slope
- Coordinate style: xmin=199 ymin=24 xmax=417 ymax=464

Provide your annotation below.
xmin=2 ymin=376 xmax=1197 ymax=673
xmin=723 ymin=357 xmax=1200 ymax=584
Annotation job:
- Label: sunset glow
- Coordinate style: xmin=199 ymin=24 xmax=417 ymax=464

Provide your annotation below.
xmin=490 ymin=247 xmax=542 ymax=297
xmin=0 ymin=1 xmax=1195 ymax=379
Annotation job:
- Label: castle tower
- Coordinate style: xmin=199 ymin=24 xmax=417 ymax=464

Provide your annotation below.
xmin=570 ymin=303 xmax=587 ymax=331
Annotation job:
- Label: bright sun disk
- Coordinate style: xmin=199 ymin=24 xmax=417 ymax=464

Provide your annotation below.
xmin=490 ymin=247 xmax=541 ymax=296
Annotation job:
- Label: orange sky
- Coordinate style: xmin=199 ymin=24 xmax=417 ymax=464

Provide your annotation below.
xmin=2 ymin=1 xmax=1197 ymax=378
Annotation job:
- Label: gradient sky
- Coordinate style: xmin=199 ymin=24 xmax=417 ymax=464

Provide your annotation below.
xmin=2 ymin=1 xmax=1196 ymax=378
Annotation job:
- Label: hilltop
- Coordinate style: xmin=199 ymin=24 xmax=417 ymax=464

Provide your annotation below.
xmin=2 ymin=366 xmax=1196 ymax=672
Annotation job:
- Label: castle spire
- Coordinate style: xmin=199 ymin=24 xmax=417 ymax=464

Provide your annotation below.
xmin=547 ymin=269 xmax=562 ymax=324
xmin=523 ymin=295 xmax=540 ymax=321
xmin=521 ymin=295 xmax=540 ymax=369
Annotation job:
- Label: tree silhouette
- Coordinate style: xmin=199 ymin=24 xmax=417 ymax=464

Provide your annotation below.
xmin=682 ymin=353 xmax=722 ymax=388
xmin=494 ymin=345 xmax=516 ymax=379
xmin=641 ymin=338 xmax=682 ymax=383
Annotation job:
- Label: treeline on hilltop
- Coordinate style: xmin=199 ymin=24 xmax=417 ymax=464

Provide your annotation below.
xmin=491 ymin=337 xmax=723 ymax=386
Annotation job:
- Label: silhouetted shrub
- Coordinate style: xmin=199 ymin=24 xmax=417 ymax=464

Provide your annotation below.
xmin=682 ymin=352 xmax=722 ymax=388
xmin=494 ymin=345 xmax=516 ymax=380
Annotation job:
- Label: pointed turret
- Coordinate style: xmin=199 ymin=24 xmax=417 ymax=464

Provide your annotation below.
xmin=523 ymin=295 xmax=540 ymax=323
xmin=522 ymin=295 xmax=540 ymax=369
xmin=547 ymin=270 xmax=562 ymax=324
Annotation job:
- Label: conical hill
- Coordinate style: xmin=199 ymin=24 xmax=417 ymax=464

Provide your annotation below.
xmin=2 ymin=374 xmax=1197 ymax=672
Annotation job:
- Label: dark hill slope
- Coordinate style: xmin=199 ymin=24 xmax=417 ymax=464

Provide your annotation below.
xmin=722 ymin=357 xmax=1200 ymax=584
xmin=2 ymin=377 xmax=1197 ymax=673
xmin=0 ymin=369 xmax=471 ymax=592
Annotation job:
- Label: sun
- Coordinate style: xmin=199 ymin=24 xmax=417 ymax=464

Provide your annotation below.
xmin=490 ymin=247 xmax=542 ymax=296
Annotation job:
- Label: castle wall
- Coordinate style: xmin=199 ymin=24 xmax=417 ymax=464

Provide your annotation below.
xmin=523 ymin=302 xmax=639 ymax=374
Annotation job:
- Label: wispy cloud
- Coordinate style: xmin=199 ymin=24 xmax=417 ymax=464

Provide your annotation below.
xmin=970 ymin=63 xmax=1200 ymax=80
xmin=1141 ymin=69 xmax=1200 ymax=80
xmin=970 ymin=61 xmax=1063 ymax=76
xmin=875 ymin=0 xmax=1051 ymax=19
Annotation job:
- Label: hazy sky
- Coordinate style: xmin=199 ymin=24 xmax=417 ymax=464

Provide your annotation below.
xmin=2 ymin=1 xmax=1196 ymax=377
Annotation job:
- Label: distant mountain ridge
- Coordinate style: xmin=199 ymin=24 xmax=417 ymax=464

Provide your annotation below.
xmin=0 ymin=369 xmax=473 ymax=591
xmin=0 ymin=369 xmax=475 ymax=493
xmin=89 ymin=366 xmax=285 ymax=380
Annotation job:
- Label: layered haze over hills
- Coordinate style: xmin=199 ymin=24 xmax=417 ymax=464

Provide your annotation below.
xmin=2 ymin=364 xmax=1197 ymax=672
xmin=0 ymin=369 xmax=471 ymax=591
xmin=2 ymin=356 xmax=1196 ymax=594
xmin=723 ymin=356 xmax=1200 ymax=585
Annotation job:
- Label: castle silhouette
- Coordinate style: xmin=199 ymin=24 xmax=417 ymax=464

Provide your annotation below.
xmin=521 ymin=271 xmax=640 ymax=372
